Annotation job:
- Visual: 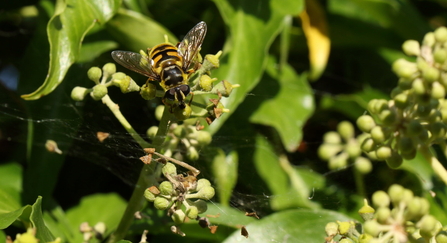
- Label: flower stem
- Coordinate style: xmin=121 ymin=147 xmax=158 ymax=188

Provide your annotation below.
xmin=105 ymin=99 xmax=172 ymax=243
xmin=420 ymin=146 xmax=447 ymax=186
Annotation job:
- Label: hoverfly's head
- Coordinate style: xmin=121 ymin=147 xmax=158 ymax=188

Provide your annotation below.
xmin=165 ymin=85 xmax=191 ymax=109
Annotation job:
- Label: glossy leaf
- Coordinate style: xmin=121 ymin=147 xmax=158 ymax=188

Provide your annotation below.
xmin=211 ymin=148 xmax=238 ymax=207
xmin=78 ymin=40 xmax=118 ymax=63
xmin=65 ymin=193 xmax=126 ymax=242
xmin=0 ymin=163 xmax=22 ymax=213
xmin=106 ymin=9 xmax=177 ymax=52
xmin=300 ymin=0 xmax=330 ymax=80
xmin=21 ymin=0 xmax=120 ymax=100
xmin=30 ymin=197 xmax=55 ymax=242
xmin=208 ymin=0 xmax=304 ymax=134
xmin=205 ymin=203 xmax=257 ymax=227
xmin=250 ymin=56 xmax=314 ymax=152
xmin=253 ymin=135 xmax=318 ymax=210
xmin=223 ymin=209 xmax=352 ymax=242
xmin=0 ymin=205 xmax=31 ymax=229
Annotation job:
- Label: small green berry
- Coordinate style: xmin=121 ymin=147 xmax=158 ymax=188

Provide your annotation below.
xmin=186 ymin=206 xmax=199 ymax=219
xmin=376 ymin=146 xmax=392 ymax=160
xmin=140 ymin=83 xmax=157 ymax=100
xmin=378 ymin=109 xmax=397 ymax=126
xmin=337 ymin=121 xmax=355 ymax=140
xmin=436 ymin=231 xmax=447 ymax=243
xmin=196 ymin=179 xmax=211 ymax=192
xmin=364 ymin=220 xmax=381 ymax=237
xmin=402 ymin=40 xmax=420 ymax=56
xmin=154 ymin=197 xmax=171 ymax=210
xmin=434 ymin=27 xmax=447 ymax=43
xmin=102 ymin=63 xmax=116 ymax=77
xmin=90 ymin=84 xmax=108 ymax=100
xmin=147 ymin=126 xmax=158 ymax=140
xmin=346 ymin=140 xmax=361 ymax=158
xmin=199 ymin=74 xmax=215 ymax=91
xmin=155 ymin=105 xmax=164 ymax=121
xmin=431 ymin=82 xmax=445 ymax=99
xmin=434 ymin=48 xmax=447 ymax=64
xmin=375 ymin=207 xmax=391 ymax=224
xmin=370 ymin=126 xmax=388 ymax=144
xmin=412 ymin=78 xmax=426 ymax=95
xmin=162 ymin=162 xmax=177 ymax=176
xmin=357 ymin=115 xmax=376 ymax=133
xmin=354 ymin=157 xmax=372 ymax=174
xmin=423 ymin=32 xmax=436 ymax=47
xmin=318 ymin=144 xmax=343 ymax=160
xmin=358 ymin=234 xmax=374 ymax=243
xmin=393 ymin=58 xmax=418 ymax=79
xmin=323 ymin=131 xmax=341 ymax=144
xmin=187 ymin=146 xmax=199 ymax=161
xmin=196 ymin=131 xmax=212 ymax=146
xmin=71 ymin=86 xmax=89 ymax=101
xmin=87 ymin=67 xmax=102 ymax=83
xmin=328 ymin=152 xmax=349 ymax=170
xmin=418 ymin=215 xmax=438 ymax=239
xmin=388 ymin=184 xmax=405 ymax=205
xmin=385 ymin=151 xmax=403 ymax=169
xmin=171 ymin=209 xmax=186 ymax=224
xmin=196 ymin=186 xmax=215 ymax=200
xmin=372 ymin=190 xmax=390 ymax=208
xmin=144 ymin=188 xmax=156 ymax=202
xmin=325 ymin=222 xmax=338 ymax=236
xmin=337 ymin=221 xmax=352 ymax=235
xmin=361 ymin=137 xmax=376 ymax=152
xmin=423 ymin=66 xmax=440 ymax=83
xmin=159 ymin=181 xmax=174 ymax=195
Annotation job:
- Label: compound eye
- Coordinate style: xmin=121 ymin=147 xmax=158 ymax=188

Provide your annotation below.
xmin=179 ymin=85 xmax=190 ymax=97
xmin=165 ymin=89 xmax=176 ymax=101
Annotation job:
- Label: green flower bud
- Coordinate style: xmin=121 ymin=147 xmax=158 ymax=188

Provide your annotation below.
xmin=90 ymin=84 xmax=108 ymax=100
xmin=402 ymin=189 xmax=414 ymax=205
xmin=436 ymin=231 xmax=447 ymax=243
xmin=14 ymin=228 xmax=39 ymax=243
xmin=392 ymin=58 xmax=418 ymax=79
xmin=394 ymin=93 xmax=410 ymax=109
xmin=111 ymin=72 xmax=126 ymax=80
xmin=162 ymin=162 xmax=177 ymax=176
xmin=402 ymin=40 xmax=420 ymax=56
xmin=370 ymin=99 xmax=388 ymax=114
xmin=202 ymin=51 xmax=222 ymax=71
xmin=372 ymin=190 xmax=390 ymax=208
xmin=199 ymin=74 xmax=215 ymax=91
xmin=418 ymin=215 xmax=438 ymax=239
xmin=71 ymin=86 xmax=90 ymax=101
xmin=196 ymin=178 xmax=211 ymax=192
xmin=339 ymin=239 xmax=354 ymax=243
xmin=196 ymin=131 xmax=212 ymax=146
xmin=358 ymin=199 xmax=375 ymax=221
xmin=337 ymin=121 xmax=355 ymax=140
xmin=211 ymin=80 xmax=237 ymax=97
xmin=358 ymin=234 xmax=373 ymax=243
xmin=187 ymin=146 xmax=199 ymax=161
xmin=154 ymin=197 xmax=171 ymax=210
xmin=357 ymin=115 xmax=376 ymax=133
xmin=318 ymin=144 xmax=343 ymax=160
xmin=323 ymin=131 xmax=341 ymax=144
xmin=144 ymin=189 xmax=156 ymax=202
xmin=375 ymin=207 xmax=391 ymax=224
xmin=171 ymin=209 xmax=186 ymax=224
xmin=337 ymin=221 xmax=352 ymax=235
xmin=397 ymin=136 xmax=415 ymax=154
xmin=87 ymin=67 xmax=102 ymax=83
xmin=140 ymin=83 xmax=157 ymax=100
xmin=407 ymin=197 xmax=424 ymax=221
xmin=191 ymin=199 xmax=208 ymax=214
xmin=385 ymin=151 xmax=403 ymax=169
xmin=147 ymin=126 xmax=158 ymax=140
xmin=186 ymin=206 xmax=199 ymax=219
xmin=328 ymin=152 xmax=349 ymax=170
xmin=431 ymin=82 xmax=445 ymax=99
xmin=378 ymin=109 xmax=396 ymax=126
xmin=113 ymin=75 xmax=140 ymax=93
xmin=364 ymin=220 xmax=381 ymax=237
xmin=434 ymin=49 xmax=447 ymax=64
xmin=401 ymin=148 xmax=417 ymax=160
xmin=354 ymin=157 xmax=372 ymax=174
xmin=173 ymin=126 xmax=187 ymax=138
xmin=423 ymin=32 xmax=436 ymax=47
xmin=325 ymin=222 xmax=338 ymax=236
xmin=346 ymin=140 xmax=361 ymax=158
xmin=388 ymin=184 xmax=404 ymax=205
xmin=102 ymin=63 xmax=116 ymax=77
xmin=370 ymin=126 xmax=388 ymax=144
xmin=155 ymin=105 xmax=164 ymax=121
xmin=430 ymin=121 xmax=447 ymax=140
xmin=173 ymin=104 xmax=192 ymax=120
xmin=195 ymin=186 xmax=215 ymax=200
xmin=159 ymin=181 xmax=174 ymax=195
xmin=361 ymin=137 xmax=376 ymax=152
xmin=419 ymin=197 xmax=430 ymax=216
xmin=412 ymin=78 xmax=426 ymax=95
xmin=376 ymin=146 xmax=392 ymax=160
xmin=423 ymin=66 xmax=440 ymax=83
xmin=434 ymin=26 xmax=447 ymax=43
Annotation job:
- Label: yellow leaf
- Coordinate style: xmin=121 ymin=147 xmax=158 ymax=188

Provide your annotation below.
xmin=300 ymin=0 xmax=330 ymax=81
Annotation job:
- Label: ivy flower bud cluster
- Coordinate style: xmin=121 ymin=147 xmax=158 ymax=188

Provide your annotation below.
xmin=147 ymin=106 xmax=213 ymax=161
xmin=71 ymin=63 xmax=140 ymax=101
xmin=325 ymin=185 xmax=446 ymax=243
xmin=318 ymin=121 xmax=372 ymax=174
xmin=144 ymin=162 xmax=215 ymax=234
xmin=356 ymin=26 xmax=447 ymax=169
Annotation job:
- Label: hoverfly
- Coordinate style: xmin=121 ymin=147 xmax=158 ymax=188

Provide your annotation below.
xmin=111 ymin=21 xmax=207 ymax=109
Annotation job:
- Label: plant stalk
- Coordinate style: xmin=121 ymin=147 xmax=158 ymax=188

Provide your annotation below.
xmin=420 ymin=146 xmax=447 ymax=186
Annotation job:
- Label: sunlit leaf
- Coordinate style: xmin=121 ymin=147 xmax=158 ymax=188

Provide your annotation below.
xmin=66 ymin=193 xmax=126 ymax=242
xmin=79 ymin=40 xmax=118 ymax=63
xmin=106 ymin=9 xmax=177 ymax=52
xmin=250 ymin=56 xmax=314 ymax=152
xmin=30 ymin=197 xmax=55 ymax=242
xmin=21 ymin=0 xmax=120 ymax=100
xmin=300 ymin=0 xmax=330 ymax=80
xmin=223 ymin=209 xmax=352 ymax=243
xmin=208 ymin=0 xmax=304 ymax=134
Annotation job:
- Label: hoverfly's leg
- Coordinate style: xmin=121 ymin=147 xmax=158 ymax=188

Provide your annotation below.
xmin=188 ymin=92 xmax=194 ymax=106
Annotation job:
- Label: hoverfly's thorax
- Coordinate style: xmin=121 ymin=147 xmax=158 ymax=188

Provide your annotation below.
xmin=149 ymin=43 xmax=183 ymax=73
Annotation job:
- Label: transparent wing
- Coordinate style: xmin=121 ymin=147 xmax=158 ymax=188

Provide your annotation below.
xmin=177 ymin=21 xmax=207 ymax=70
xmin=111 ymin=51 xmax=158 ymax=80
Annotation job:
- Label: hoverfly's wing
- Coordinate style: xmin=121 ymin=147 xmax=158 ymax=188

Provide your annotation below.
xmin=177 ymin=21 xmax=207 ymax=70
xmin=111 ymin=51 xmax=158 ymax=80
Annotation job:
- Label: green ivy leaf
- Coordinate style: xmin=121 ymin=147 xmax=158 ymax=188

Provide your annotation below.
xmin=30 ymin=197 xmax=55 ymax=242
xmin=21 ymin=0 xmax=120 ymax=100
xmin=250 ymin=56 xmax=314 ymax=152
xmin=79 ymin=40 xmax=118 ymax=63
xmin=223 ymin=209 xmax=351 ymax=242
xmin=211 ymin=148 xmax=238 ymax=207
xmin=105 ymin=9 xmax=177 ymax=52
xmin=65 ymin=193 xmax=126 ymax=242
xmin=208 ymin=0 xmax=304 ymax=134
